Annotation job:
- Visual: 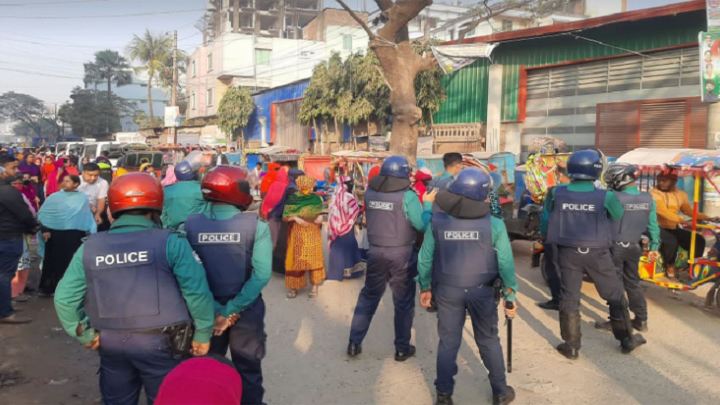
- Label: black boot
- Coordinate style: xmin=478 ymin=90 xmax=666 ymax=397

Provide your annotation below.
xmin=632 ymin=318 xmax=648 ymax=332
xmin=537 ymin=300 xmax=560 ymax=311
xmin=492 ymin=386 xmax=516 ymax=405
xmin=347 ymin=342 xmax=362 ymax=357
xmin=557 ymin=311 xmax=581 ymax=360
xmin=394 ymin=345 xmax=416 ymax=362
xmin=435 ymin=392 xmax=453 ymax=405
xmin=594 ymin=320 xmax=612 ymax=332
xmin=610 ymin=311 xmax=647 ymax=354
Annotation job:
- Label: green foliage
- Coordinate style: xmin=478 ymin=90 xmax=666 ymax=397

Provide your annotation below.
xmin=412 ymin=41 xmax=446 ymax=127
xmin=300 ymin=44 xmax=444 ymax=137
xmin=58 ymin=87 xmax=137 ymax=136
xmin=217 ymin=87 xmax=255 ymax=141
xmin=13 ymin=120 xmax=59 ymax=139
xmin=0 ymin=92 xmax=60 ymax=138
xmin=126 ymin=30 xmax=182 ymax=122
xmin=86 ymin=50 xmax=133 ymax=95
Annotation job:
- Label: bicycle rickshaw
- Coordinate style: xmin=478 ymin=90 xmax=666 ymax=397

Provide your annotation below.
xmin=617 ymin=148 xmax=720 ymax=308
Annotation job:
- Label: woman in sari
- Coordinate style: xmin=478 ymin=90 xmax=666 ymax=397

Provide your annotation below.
xmin=267 ymin=169 xmax=303 ymax=274
xmin=283 ymin=175 xmax=325 ymax=298
xmin=38 ymin=175 xmax=96 ymax=297
xmin=261 ymin=168 xmax=289 ymax=240
xmin=327 ymin=176 xmax=364 ymax=281
xmin=40 ymin=155 xmax=55 ymax=183
xmin=10 ymin=176 xmax=37 ymax=302
xmin=45 ymin=157 xmax=69 ymax=197
xmin=259 ymin=163 xmax=280 ymax=198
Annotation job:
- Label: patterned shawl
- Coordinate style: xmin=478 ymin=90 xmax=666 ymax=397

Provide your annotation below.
xmin=283 ymin=175 xmax=322 ymax=220
xmin=328 ymin=176 xmax=359 ymax=244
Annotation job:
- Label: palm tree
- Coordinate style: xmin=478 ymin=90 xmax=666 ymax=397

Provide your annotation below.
xmin=83 ymin=62 xmax=103 ymax=91
xmin=93 ymin=50 xmax=133 ymax=103
xmin=126 ymin=30 xmax=173 ymax=125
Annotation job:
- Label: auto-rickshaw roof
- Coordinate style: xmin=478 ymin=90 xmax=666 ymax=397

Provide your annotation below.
xmin=617 ymin=148 xmax=720 ymax=169
xmin=331 ymin=150 xmax=392 ymax=161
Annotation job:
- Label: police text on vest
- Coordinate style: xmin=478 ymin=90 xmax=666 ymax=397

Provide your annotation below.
xmin=444 ymin=231 xmax=480 ymax=240
xmin=625 ymin=203 xmax=649 ymax=211
xmin=369 ymin=201 xmax=393 ymax=211
xmin=198 ymin=233 xmax=242 ymax=243
xmin=562 ymin=203 xmax=596 ymax=212
xmin=95 ymin=251 xmax=149 ymax=267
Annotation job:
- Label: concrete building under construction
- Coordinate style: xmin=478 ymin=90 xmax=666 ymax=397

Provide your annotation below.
xmin=205 ymin=0 xmax=324 ymax=40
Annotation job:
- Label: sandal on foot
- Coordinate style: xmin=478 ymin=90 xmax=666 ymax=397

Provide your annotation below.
xmin=287 ymin=290 xmax=298 ymax=299
xmin=309 ymin=290 xmax=318 ymax=298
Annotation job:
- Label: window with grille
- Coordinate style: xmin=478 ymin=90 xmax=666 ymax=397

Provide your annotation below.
xmin=207 ymin=53 xmax=213 ymax=72
xmin=343 ymin=34 xmax=353 ymax=51
xmin=207 ymin=88 xmax=214 ymax=107
xmin=502 ymin=20 xmax=513 ymax=32
xmin=191 ymin=92 xmax=196 ymax=110
xmin=192 ymin=60 xmax=196 ymax=78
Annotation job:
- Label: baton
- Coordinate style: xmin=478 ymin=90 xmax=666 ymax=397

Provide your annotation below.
xmin=505 ymin=302 xmax=513 ymax=373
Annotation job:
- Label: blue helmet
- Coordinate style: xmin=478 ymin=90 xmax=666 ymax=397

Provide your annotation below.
xmin=380 ymin=156 xmax=411 ymax=178
xmin=174 ymin=161 xmax=198 ymax=181
xmin=567 ymin=149 xmax=603 ymax=181
xmin=448 ymin=167 xmax=493 ymax=201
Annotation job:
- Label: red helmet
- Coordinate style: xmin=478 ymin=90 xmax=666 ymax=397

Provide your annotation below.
xmin=109 ymin=173 xmax=164 ymax=215
xmin=201 ymin=166 xmax=253 ymax=209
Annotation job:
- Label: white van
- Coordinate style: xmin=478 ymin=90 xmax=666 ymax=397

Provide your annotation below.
xmin=55 ymin=142 xmax=84 ymax=157
xmin=83 ymin=142 xmax=124 ymax=166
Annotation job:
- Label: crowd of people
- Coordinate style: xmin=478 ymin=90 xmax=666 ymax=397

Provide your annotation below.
xmin=2 ymin=143 xmax=718 ymax=405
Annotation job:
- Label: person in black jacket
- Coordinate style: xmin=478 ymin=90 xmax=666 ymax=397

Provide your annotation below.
xmin=0 ymin=155 xmax=38 ymax=324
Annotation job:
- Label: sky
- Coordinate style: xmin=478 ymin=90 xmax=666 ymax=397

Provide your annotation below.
xmin=0 ymin=0 xmax=690 ymax=106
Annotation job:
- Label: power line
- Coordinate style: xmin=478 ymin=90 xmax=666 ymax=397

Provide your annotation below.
xmin=0 ymin=66 xmax=82 ymax=80
xmin=0 ymin=0 xmax=116 ymax=6
xmin=0 ymin=36 xmax=126 ymax=49
xmin=0 ymin=8 xmax=205 ymax=19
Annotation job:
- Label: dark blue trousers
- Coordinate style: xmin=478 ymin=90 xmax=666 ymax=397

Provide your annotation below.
xmin=435 ymin=283 xmax=507 ymax=396
xmin=544 ymin=243 xmax=562 ymax=303
xmin=98 ymin=330 xmax=181 ymax=405
xmin=210 ymin=298 xmax=266 ymax=405
xmin=0 ymin=238 xmax=23 ymax=319
xmin=349 ymin=245 xmax=417 ymax=353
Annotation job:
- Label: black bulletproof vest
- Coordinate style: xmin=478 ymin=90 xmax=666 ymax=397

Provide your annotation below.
xmin=611 ymin=191 xmax=653 ymax=243
xmin=83 ymin=229 xmax=191 ymax=331
xmin=546 ymin=186 xmax=611 ymax=248
xmin=365 ymin=188 xmax=416 ymax=247
xmin=185 ymin=212 xmax=258 ymax=303
xmin=432 ymin=212 xmax=498 ymax=288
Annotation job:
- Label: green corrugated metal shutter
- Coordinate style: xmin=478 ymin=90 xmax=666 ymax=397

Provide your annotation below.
xmin=435 ymin=10 xmax=703 ymax=124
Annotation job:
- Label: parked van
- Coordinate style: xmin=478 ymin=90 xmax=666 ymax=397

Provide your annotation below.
xmin=83 ymin=142 xmax=124 ymax=166
xmin=55 ymin=142 xmax=84 ymax=157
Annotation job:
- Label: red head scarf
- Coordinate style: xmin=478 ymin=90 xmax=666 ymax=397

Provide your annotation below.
xmin=259 ymin=163 xmax=281 ymax=195
xmin=155 ymin=357 xmax=242 ymax=405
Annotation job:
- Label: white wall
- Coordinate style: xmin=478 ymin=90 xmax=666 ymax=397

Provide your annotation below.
xmin=585 ymin=0 xmax=624 ymax=17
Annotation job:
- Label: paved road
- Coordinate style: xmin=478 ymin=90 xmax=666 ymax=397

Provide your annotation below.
xmin=1 ymin=241 xmax=720 ymax=404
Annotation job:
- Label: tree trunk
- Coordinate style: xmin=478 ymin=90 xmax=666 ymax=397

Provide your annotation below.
xmin=313 ymin=118 xmax=322 ymax=155
xmin=147 ymin=72 xmax=155 ymax=125
xmin=107 ymin=70 xmax=112 ymax=103
xmin=375 ymin=42 xmax=429 ymax=165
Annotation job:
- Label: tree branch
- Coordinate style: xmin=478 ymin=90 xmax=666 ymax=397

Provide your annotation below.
xmin=415 ymin=55 xmax=437 ymax=73
xmin=374 ymin=0 xmax=393 ymax=12
xmin=378 ymin=0 xmax=433 ymax=43
xmin=336 ymin=0 xmax=376 ymax=40
xmin=456 ymin=0 xmax=538 ymax=43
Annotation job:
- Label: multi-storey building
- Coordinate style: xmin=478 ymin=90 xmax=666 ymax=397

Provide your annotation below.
xmin=205 ymin=0 xmax=324 ymax=40
xmin=187 ymin=7 xmax=368 ymax=120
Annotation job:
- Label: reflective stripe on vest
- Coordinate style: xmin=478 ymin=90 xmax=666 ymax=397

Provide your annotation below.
xmin=432 ymin=212 xmax=498 ymax=288
xmin=82 ymin=229 xmax=191 ymax=331
xmin=611 ymin=191 xmax=652 ymax=243
xmin=546 ymin=186 xmax=611 ymax=248
xmin=185 ymin=212 xmax=257 ymax=302
xmin=365 ymin=188 xmax=416 ymax=247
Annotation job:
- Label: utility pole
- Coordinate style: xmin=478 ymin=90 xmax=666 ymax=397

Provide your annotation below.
xmin=233 ymin=0 xmax=240 ymax=33
xmin=171 ymin=30 xmax=178 ymax=144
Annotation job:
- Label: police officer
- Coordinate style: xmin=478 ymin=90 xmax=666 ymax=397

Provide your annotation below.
xmin=537 ymin=162 xmax=571 ymax=311
xmin=347 ymin=156 xmax=433 ymax=360
xmin=595 ymin=163 xmax=660 ymax=332
xmin=184 ymin=166 xmax=272 ymax=405
xmin=429 ymin=152 xmax=463 ymax=190
xmin=543 ymin=150 xmax=646 ymax=359
xmin=161 ymin=160 xmax=210 ymax=229
xmin=54 ymin=173 xmax=215 ymax=404
xmin=417 ymin=168 xmax=518 ymax=405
